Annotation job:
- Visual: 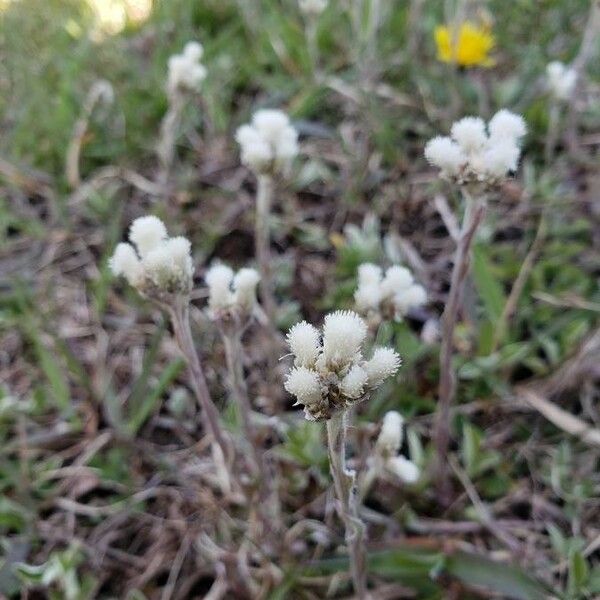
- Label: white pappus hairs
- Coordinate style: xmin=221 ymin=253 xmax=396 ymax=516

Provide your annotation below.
xmin=376 ymin=410 xmax=404 ymax=455
xmin=546 ymin=61 xmax=577 ymax=101
xmin=322 ymin=310 xmax=368 ymax=365
xmin=167 ymin=40 xmax=207 ymax=95
xmin=354 ymin=263 xmax=427 ymax=322
xmin=286 ymin=321 xmax=321 ymax=368
xmin=129 ymin=215 xmax=168 ymax=258
xmin=340 ymin=365 xmax=368 ymax=399
xmin=299 ymin=0 xmax=328 ymax=15
xmin=450 ymin=117 xmax=487 ymax=152
xmin=364 ymin=347 xmax=402 ymax=388
xmin=372 ymin=411 xmax=420 ymax=484
xmin=283 ymin=311 xmax=401 ymax=420
xmin=109 ymin=243 xmax=144 ymax=287
xmin=110 ymin=216 xmax=193 ymax=294
xmin=236 ymin=108 xmax=299 ymax=174
xmin=233 ymin=268 xmax=261 ymax=311
xmin=386 ymin=455 xmax=420 ymax=484
xmin=284 ymin=366 xmax=322 ymax=406
xmin=424 ymin=109 xmax=527 ymax=186
xmin=205 ymin=263 xmax=260 ymax=317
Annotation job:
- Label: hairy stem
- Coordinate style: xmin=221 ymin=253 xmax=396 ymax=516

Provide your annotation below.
xmin=566 ymin=0 xmax=600 ymax=154
xmin=305 ymin=14 xmax=319 ymax=78
xmin=255 ymin=174 xmax=277 ymax=323
xmin=544 ymin=101 xmax=561 ymax=163
xmin=169 ymin=297 xmax=233 ymax=492
xmin=326 ymin=412 xmax=368 ymax=599
xmin=434 ymin=193 xmax=486 ymax=506
xmin=157 ymin=93 xmax=186 ymax=196
xmin=222 ymin=330 xmax=262 ymax=476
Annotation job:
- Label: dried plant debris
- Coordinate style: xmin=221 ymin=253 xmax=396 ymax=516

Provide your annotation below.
xmin=1 ymin=0 xmax=600 ymax=599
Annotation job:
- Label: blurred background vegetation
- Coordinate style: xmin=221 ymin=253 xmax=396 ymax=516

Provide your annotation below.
xmin=0 ymin=0 xmax=599 ymax=598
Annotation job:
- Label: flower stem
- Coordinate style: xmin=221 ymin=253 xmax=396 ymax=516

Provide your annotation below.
xmin=255 ymin=174 xmax=277 ymax=324
xmin=566 ymin=0 xmax=600 ymax=155
xmin=222 ymin=330 xmax=262 ymax=477
xmin=544 ymin=101 xmax=560 ymax=164
xmin=434 ymin=193 xmax=485 ymax=507
xmin=157 ymin=93 xmax=185 ymax=198
xmin=326 ymin=411 xmax=369 ymax=599
xmin=169 ymin=297 xmax=233 ymax=492
xmin=304 ymin=14 xmax=319 ymax=79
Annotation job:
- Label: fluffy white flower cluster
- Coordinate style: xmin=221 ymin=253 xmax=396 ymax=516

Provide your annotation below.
xmin=167 ymin=41 xmax=207 ymax=96
xmin=205 ymin=264 xmax=260 ymax=319
xmin=284 ymin=311 xmax=401 ymax=420
xmin=354 ymin=263 xmax=427 ymax=323
xmin=424 ymin=110 xmax=527 ymax=186
xmin=546 ymin=61 xmax=577 ymax=101
xmin=372 ymin=411 xmax=420 ymax=484
xmin=299 ymin=0 xmax=328 ymax=15
xmin=235 ymin=109 xmax=299 ymax=175
xmin=110 ymin=216 xmax=193 ymax=294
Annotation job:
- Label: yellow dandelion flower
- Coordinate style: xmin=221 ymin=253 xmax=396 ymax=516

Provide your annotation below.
xmin=435 ymin=21 xmax=495 ymax=68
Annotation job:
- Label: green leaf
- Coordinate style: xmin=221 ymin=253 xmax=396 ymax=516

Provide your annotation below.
xmin=461 ymin=422 xmax=481 ymax=477
xmin=446 ymin=552 xmax=549 ymax=600
xmin=567 ymin=551 xmax=589 ymax=597
xmin=127 ymin=359 xmax=185 ymax=435
xmin=472 ymin=244 xmax=506 ymax=323
xmin=28 ymin=328 xmax=70 ymax=413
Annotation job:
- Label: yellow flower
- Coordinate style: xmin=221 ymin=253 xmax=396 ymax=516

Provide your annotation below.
xmin=435 ymin=21 xmax=495 ymax=67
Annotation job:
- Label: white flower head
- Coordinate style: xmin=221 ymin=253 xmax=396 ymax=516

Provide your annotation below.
xmin=354 ymin=283 xmax=382 ymax=312
xmin=165 ymin=237 xmax=194 ymax=281
xmin=424 ymin=136 xmax=467 ymax=177
xmin=393 ymin=283 xmax=427 ymax=318
xmin=371 ymin=411 xmax=420 ymax=486
xmin=488 ymin=109 xmax=527 ymax=143
xmin=167 ymin=40 xmax=207 ymax=96
xmin=364 ymin=347 xmax=401 ymax=388
xmin=205 ymin=264 xmax=234 ymax=312
xmin=376 ymin=411 xmax=404 ymax=455
xmin=299 ymin=0 xmax=328 ymax=15
xmin=340 ymin=365 xmax=368 ymax=399
xmin=386 ymin=455 xmax=420 ymax=484
xmin=205 ymin=263 xmax=261 ymax=320
xmin=236 ymin=109 xmax=298 ymax=174
xmin=354 ymin=263 xmax=427 ymax=322
xmin=546 ymin=61 xmax=577 ymax=101
xmin=481 ymin=138 xmax=521 ymax=177
xmin=111 ymin=217 xmax=193 ymax=295
xmin=322 ymin=310 xmax=367 ymax=366
xmin=358 ymin=263 xmax=383 ymax=286
xmin=355 ymin=263 xmax=384 ymax=312
xmin=129 ymin=216 xmax=168 ymax=258
xmin=380 ymin=265 xmax=413 ymax=300
xmin=233 ymin=268 xmax=260 ymax=312
xmin=425 ymin=110 xmax=526 ymax=187
xmin=284 ymin=312 xmax=401 ymax=420
xmin=287 ymin=321 xmax=321 ymax=368
xmin=109 ymin=243 xmax=144 ymax=287
xmin=143 ymin=244 xmax=175 ymax=289
xmin=183 ymin=41 xmax=203 ymax=61
xmin=451 ymin=117 xmax=487 ymax=153
xmin=284 ymin=367 xmax=322 ymax=407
